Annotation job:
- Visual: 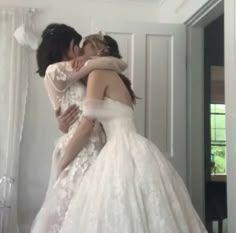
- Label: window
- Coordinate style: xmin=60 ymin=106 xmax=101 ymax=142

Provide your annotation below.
xmin=210 ymin=104 xmax=226 ymax=175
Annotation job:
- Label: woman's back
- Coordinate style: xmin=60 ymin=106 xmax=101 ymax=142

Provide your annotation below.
xmin=86 ymin=70 xmax=133 ymax=108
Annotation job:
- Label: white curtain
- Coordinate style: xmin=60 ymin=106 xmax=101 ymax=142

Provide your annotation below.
xmin=0 ymin=8 xmax=37 ymax=233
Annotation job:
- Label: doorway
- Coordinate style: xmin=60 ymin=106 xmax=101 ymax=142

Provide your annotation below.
xmin=185 ymin=0 xmax=225 ymax=231
xmin=204 ymin=15 xmax=227 ymax=233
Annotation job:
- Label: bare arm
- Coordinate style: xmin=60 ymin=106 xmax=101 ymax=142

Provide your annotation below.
xmin=46 ymin=56 xmax=127 ymax=92
xmin=58 ymin=71 xmax=106 ymax=174
xmin=67 ymin=57 xmax=127 ymax=83
xmin=46 ymin=56 xmax=125 ymax=134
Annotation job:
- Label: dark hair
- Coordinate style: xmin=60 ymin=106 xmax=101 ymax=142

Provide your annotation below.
xmin=36 ymin=23 xmax=82 ymax=77
xmin=83 ymin=34 xmax=138 ymax=103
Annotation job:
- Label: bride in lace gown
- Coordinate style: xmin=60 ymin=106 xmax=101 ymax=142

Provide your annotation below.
xmin=56 ymin=34 xmax=208 ymax=233
xmin=30 ymin=24 xmax=127 ymax=233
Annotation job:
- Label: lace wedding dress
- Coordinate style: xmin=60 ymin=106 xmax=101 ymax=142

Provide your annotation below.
xmin=30 ymin=58 xmax=126 ymax=233
xmin=58 ymin=97 xmax=208 ymax=233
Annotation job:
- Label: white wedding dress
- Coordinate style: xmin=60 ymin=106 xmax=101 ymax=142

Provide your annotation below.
xmin=58 ymin=97 xmax=208 ymax=233
xmin=30 ymin=58 xmax=126 ymax=233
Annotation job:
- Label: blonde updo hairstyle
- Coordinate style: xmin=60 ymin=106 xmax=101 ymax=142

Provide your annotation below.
xmin=82 ymin=33 xmax=138 ymax=103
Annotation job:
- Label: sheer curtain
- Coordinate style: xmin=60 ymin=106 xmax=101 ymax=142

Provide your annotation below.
xmin=0 ymin=8 xmax=38 ymax=233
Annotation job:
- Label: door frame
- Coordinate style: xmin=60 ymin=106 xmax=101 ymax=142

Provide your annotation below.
xmin=224 ymin=0 xmax=236 ymax=232
xmin=185 ymin=0 xmax=224 ymax=220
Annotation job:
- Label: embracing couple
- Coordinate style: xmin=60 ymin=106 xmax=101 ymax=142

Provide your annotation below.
xmin=30 ymin=23 xmax=208 ymax=233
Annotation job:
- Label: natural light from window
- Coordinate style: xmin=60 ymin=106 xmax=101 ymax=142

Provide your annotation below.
xmin=210 ymin=104 xmax=226 ymax=175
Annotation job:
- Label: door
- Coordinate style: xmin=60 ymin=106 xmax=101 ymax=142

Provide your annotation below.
xmin=91 ymin=21 xmax=187 ymax=182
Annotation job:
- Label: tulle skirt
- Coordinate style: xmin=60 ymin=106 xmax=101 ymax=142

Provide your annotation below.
xmin=58 ymin=131 xmax=207 ymax=233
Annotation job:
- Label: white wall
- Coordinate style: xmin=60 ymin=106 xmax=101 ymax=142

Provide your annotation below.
xmin=225 ymin=0 xmax=236 ymax=232
xmin=157 ymin=0 xmax=209 ymax=23
xmin=0 ymin=1 xmax=161 ymax=232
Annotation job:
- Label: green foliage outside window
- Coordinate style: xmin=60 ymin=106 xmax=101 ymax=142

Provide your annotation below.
xmin=210 ymin=104 xmax=226 ymax=175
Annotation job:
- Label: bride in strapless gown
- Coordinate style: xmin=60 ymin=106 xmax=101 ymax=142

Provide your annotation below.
xmin=57 ymin=34 xmax=208 ymax=233
xmin=59 ymin=97 xmax=207 ymax=233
